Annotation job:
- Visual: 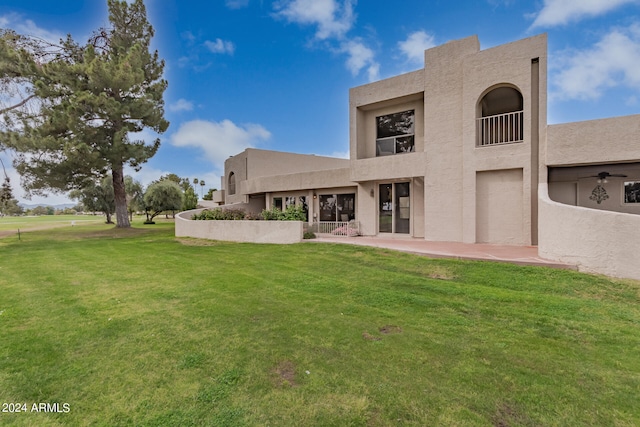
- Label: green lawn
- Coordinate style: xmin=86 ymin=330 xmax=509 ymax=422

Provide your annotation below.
xmin=0 ymin=222 xmax=639 ymax=426
xmin=0 ymin=215 xmax=104 ymax=234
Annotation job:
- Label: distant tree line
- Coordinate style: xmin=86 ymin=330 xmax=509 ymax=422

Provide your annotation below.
xmin=66 ymin=173 xmax=216 ymax=224
xmin=0 ymin=171 xmax=218 ymax=220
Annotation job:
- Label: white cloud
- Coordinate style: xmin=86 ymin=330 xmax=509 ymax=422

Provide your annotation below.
xmin=529 ymin=0 xmax=639 ymax=29
xmin=123 ymin=164 xmax=170 ymax=188
xmin=398 ymin=31 xmax=436 ymax=64
xmin=0 ymin=13 xmax=64 ymax=44
xmin=170 ymin=119 xmax=271 ymax=174
xmin=340 ymin=40 xmax=380 ymax=80
xmin=274 ymin=0 xmax=355 ymax=40
xmin=551 ymin=24 xmax=640 ymax=100
xmin=168 ymin=99 xmax=194 ymax=112
xmin=273 ymin=0 xmax=379 ymax=80
xmin=204 ymin=38 xmax=236 ymax=55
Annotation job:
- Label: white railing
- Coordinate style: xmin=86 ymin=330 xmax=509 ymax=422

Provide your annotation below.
xmin=313 ymin=221 xmax=360 ymax=237
xmin=476 ymin=110 xmax=524 ymax=146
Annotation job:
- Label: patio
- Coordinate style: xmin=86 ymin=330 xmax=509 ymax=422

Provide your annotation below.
xmin=312 ymin=236 xmax=577 ymax=270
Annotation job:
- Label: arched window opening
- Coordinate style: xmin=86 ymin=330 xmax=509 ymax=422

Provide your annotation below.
xmin=228 ymin=172 xmax=236 ymax=195
xmin=477 ymin=86 xmax=524 ymax=146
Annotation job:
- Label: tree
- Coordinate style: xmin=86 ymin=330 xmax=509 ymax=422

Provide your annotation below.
xmin=155 ymin=173 xmax=197 ymax=210
xmin=202 ymin=188 xmax=218 ymax=201
xmin=0 ymin=198 xmax=23 ymax=216
xmin=0 ymin=157 xmax=13 ymax=209
xmin=183 ymin=186 xmax=198 ymax=211
xmin=158 ymin=173 xmax=193 ymax=192
xmin=124 ymin=175 xmax=144 ymax=221
xmin=32 ymin=205 xmax=50 ymax=216
xmin=69 ymin=176 xmax=116 ymax=223
xmin=0 ymin=0 xmax=169 ymax=228
xmin=143 ymin=179 xmax=182 ymax=223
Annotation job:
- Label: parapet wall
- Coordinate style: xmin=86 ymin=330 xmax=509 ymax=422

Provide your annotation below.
xmin=538 ymin=184 xmax=640 ymax=280
xmin=175 ymin=209 xmax=303 ymax=244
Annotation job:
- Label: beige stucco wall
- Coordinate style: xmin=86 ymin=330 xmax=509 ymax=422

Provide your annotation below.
xmin=246 ymin=149 xmax=350 ymax=178
xmin=352 ymin=95 xmax=424 ymax=160
xmin=547 ymin=115 xmax=640 ymax=166
xmin=210 ymin=190 xmax=225 ymax=204
xmin=345 ymin=34 xmax=547 ymax=243
xmin=476 ymin=169 xmax=525 ymax=244
xmin=349 ymin=72 xmax=426 ymax=237
xmin=175 ymin=209 xmax=303 ymax=244
xmin=243 ymin=167 xmax=352 ymax=194
xmin=350 ymin=72 xmax=424 ymax=161
xmin=424 ymin=36 xmax=480 ymax=242
xmin=461 ymin=34 xmax=546 ymax=245
xmin=224 ymin=151 xmax=249 ymax=205
xmin=539 ymin=184 xmax=640 ymax=280
xmin=350 ymin=152 xmax=426 ymax=182
xmin=224 ymin=149 xmax=350 ymax=205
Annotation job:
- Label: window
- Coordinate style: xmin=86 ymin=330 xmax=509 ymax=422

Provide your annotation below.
xmin=273 ymin=197 xmax=283 ymax=210
xmin=299 ymin=196 xmax=308 ymax=221
xmin=376 ymin=110 xmax=415 ymax=156
xmin=624 ymin=181 xmax=640 ymax=204
xmin=285 ymin=196 xmax=296 ymax=208
xmin=228 ymin=172 xmax=236 ymax=195
xmin=319 ymin=193 xmax=355 ymax=221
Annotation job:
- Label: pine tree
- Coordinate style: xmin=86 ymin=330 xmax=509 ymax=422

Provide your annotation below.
xmin=2 ymin=0 xmax=168 ymax=228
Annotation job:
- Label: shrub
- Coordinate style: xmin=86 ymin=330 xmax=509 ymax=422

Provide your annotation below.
xmin=260 ymin=207 xmax=284 ymax=221
xmin=193 ymin=205 xmax=307 ymax=221
xmin=282 ymin=205 xmax=307 ymax=221
xmin=303 ymin=231 xmax=316 ymax=239
xmin=192 ymin=208 xmax=246 ymax=220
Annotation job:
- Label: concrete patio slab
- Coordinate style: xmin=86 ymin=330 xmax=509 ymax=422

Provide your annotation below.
xmin=312 ymin=236 xmax=577 ymax=270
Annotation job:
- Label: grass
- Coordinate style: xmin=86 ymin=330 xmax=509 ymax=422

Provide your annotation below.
xmin=0 ymin=222 xmax=639 ymax=426
xmin=0 ymin=214 xmax=104 ymax=235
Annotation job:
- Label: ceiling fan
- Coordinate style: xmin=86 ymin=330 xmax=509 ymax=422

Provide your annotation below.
xmin=588 ymin=171 xmax=628 ymax=183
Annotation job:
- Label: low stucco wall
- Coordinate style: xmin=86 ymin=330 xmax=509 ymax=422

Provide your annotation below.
xmin=539 ymin=184 xmax=640 ymax=280
xmin=175 ymin=209 xmax=303 ymax=244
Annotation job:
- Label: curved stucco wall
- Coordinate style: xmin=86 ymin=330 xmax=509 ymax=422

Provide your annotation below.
xmin=539 ymin=184 xmax=640 ymax=280
xmin=175 ymin=209 xmax=303 ymax=244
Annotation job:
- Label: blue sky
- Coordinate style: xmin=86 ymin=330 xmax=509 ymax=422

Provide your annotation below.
xmin=1 ymin=0 xmax=640 ymax=205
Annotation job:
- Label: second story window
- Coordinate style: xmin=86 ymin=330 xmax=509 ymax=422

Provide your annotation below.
xmin=228 ymin=172 xmax=236 ymax=195
xmin=376 ymin=110 xmax=415 ymax=156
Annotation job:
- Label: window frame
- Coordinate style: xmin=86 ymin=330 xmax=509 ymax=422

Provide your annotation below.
xmin=375 ymin=110 xmax=415 ymax=156
xmin=318 ymin=193 xmax=356 ymax=222
xmin=623 ymin=180 xmax=640 ymax=205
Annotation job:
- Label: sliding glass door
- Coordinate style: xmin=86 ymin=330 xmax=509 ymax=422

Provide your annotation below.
xmin=378 ymin=182 xmax=410 ymax=234
xmin=379 ymin=184 xmax=393 ymax=233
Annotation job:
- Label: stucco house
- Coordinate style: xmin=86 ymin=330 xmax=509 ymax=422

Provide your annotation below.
xmin=208 ymin=34 xmax=640 ymax=280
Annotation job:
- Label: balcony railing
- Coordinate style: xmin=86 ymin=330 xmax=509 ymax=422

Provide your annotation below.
xmin=310 ymin=221 xmax=360 ymax=237
xmin=476 ymin=110 xmax=524 ymax=146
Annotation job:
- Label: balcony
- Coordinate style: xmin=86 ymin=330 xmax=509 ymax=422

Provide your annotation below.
xmin=476 ymin=110 xmax=524 ymax=147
